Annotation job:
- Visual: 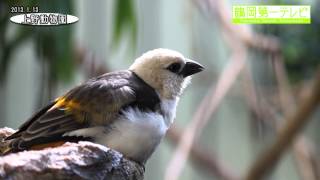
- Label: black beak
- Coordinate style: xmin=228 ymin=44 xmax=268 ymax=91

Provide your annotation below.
xmin=180 ymin=59 xmax=204 ymax=77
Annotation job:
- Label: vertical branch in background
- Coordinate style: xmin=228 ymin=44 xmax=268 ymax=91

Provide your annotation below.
xmin=273 ymin=55 xmax=295 ymax=117
xmin=241 ymin=68 xmax=265 ymax=123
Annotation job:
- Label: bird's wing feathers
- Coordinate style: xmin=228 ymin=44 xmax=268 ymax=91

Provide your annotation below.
xmin=8 ymin=107 xmax=89 ymax=152
xmin=59 ymin=71 xmax=137 ymax=125
xmin=5 ymin=71 xmax=140 ymax=152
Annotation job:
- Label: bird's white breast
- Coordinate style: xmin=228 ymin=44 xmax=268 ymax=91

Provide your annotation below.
xmin=98 ymin=111 xmax=164 ymax=162
xmin=64 ymin=98 xmax=178 ymax=163
xmin=100 ymin=98 xmax=178 ymax=162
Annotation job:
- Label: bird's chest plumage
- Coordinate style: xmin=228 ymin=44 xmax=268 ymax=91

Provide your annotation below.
xmin=95 ymin=99 xmax=177 ymax=163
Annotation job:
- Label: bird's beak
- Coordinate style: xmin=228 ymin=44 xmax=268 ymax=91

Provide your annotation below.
xmin=180 ymin=59 xmax=204 ymax=78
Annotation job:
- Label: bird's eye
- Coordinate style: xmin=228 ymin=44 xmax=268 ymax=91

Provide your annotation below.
xmin=166 ymin=63 xmax=181 ymax=74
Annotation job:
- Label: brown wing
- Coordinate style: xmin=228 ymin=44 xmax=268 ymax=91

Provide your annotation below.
xmin=4 ymin=71 xmax=137 ymax=153
xmin=7 ymin=106 xmax=90 ymax=152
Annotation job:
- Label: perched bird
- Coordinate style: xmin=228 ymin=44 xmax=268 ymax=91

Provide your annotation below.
xmin=2 ymin=49 xmax=204 ymax=164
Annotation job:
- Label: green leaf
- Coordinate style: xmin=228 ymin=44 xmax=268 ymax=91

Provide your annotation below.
xmin=112 ymin=0 xmax=137 ymax=49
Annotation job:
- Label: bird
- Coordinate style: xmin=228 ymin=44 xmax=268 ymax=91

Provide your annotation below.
xmin=1 ymin=48 xmax=204 ymax=164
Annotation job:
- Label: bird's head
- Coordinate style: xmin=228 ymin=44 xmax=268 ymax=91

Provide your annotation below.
xmin=130 ymin=49 xmax=204 ymax=99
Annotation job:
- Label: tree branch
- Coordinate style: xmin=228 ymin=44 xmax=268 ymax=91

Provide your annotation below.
xmin=0 ymin=128 xmax=144 ymax=180
xmin=245 ymin=68 xmax=320 ymax=180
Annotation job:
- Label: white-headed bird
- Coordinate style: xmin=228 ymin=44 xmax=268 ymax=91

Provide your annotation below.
xmin=2 ymin=49 xmax=204 ymax=164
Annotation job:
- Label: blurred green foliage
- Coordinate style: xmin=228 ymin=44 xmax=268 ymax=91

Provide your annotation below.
xmin=258 ymin=0 xmax=320 ymax=82
xmin=34 ymin=1 xmax=74 ymax=82
xmin=0 ymin=0 xmax=34 ymax=81
xmin=112 ymin=0 xmax=137 ymax=49
xmin=0 ymin=0 xmax=137 ymax=83
xmin=0 ymin=0 xmax=74 ymax=83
